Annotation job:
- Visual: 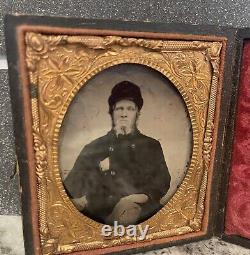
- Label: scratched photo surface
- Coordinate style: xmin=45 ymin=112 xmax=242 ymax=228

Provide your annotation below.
xmin=59 ymin=63 xmax=192 ymax=225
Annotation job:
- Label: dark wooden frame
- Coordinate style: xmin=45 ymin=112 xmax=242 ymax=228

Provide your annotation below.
xmin=4 ymin=14 xmax=245 ymax=254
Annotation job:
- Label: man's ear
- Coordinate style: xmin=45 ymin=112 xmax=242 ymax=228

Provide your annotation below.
xmin=136 ymin=111 xmax=141 ymax=119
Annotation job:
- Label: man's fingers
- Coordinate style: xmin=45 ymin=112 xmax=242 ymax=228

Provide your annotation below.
xmin=124 ymin=194 xmax=149 ymax=204
xmin=71 ymin=196 xmax=88 ymax=210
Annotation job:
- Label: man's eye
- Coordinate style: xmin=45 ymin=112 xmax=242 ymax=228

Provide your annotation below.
xmin=115 ymin=107 xmax=123 ymax=111
xmin=127 ymin=107 xmax=135 ymax=111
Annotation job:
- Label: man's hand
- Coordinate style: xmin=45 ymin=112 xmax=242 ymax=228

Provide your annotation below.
xmin=106 ymin=194 xmax=149 ymax=226
xmin=71 ymin=196 xmax=88 ymax=211
xmin=121 ymin=194 xmax=149 ymax=204
xmin=99 ymin=157 xmax=110 ymax=172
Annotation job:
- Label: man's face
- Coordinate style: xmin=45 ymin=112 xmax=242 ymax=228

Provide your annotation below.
xmin=112 ymin=99 xmax=138 ymax=135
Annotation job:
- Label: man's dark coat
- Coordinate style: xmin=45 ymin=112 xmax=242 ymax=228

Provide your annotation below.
xmin=64 ymin=129 xmax=171 ymax=223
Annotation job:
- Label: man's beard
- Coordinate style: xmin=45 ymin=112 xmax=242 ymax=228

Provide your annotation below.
xmin=114 ymin=122 xmax=135 ymax=135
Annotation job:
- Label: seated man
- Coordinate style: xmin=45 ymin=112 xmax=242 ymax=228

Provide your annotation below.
xmin=64 ymin=81 xmax=171 ymax=226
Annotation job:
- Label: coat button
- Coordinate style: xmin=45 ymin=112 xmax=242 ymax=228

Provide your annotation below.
xmin=131 ymin=144 xmax=136 ymax=149
xmin=109 ymin=146 xmax=114 ymax=152
xmin=111 ymin=171 xmax=116 ymax=176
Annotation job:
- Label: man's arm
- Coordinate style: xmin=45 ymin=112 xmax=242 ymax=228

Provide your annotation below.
xmin=144 ymin=141 xmax=171 ymax=202
xmin=63 ymin=143 xmax=96 ymax=199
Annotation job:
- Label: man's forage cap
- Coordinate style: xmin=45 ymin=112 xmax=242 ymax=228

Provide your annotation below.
xmin=108 ymin=81 xmax=143 ymax=113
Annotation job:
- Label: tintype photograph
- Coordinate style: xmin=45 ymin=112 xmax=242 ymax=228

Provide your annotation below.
xmin=59 ymin=63 xmax=192 ymax=226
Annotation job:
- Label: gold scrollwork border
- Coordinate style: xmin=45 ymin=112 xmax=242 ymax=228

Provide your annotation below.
xmin=25 ymin=32 xmax=223 ymax=254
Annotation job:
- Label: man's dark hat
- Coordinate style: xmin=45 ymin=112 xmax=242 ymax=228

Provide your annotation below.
xmin=108 ymin=81 xmax=143 ymax=113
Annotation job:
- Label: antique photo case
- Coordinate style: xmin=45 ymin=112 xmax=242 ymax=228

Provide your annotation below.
xmin=4 ymin=15 xmax=238 ymax=255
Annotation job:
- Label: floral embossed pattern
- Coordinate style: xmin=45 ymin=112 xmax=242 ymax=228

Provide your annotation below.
xmin=25 ymin=33 xmax=224 ymax=254
xmin=225 ymin=41 xmax=250 ymax=239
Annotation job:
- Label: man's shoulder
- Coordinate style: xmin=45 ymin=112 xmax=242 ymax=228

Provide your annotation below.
xmin=137 ymin=133 xmax=161 ymax=146
xmin=78 ymin=132 xmax=112 ymax=156
xmin=85 ymin=132 xmax=113 ymax=148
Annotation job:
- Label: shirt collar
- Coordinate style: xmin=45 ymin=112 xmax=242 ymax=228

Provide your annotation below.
xmin=108 ymin=128 xmax=140 ymax=140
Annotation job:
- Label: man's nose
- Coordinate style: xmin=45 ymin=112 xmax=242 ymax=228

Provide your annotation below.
xmin=121 ymin=109 xmax=128 ymax=117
